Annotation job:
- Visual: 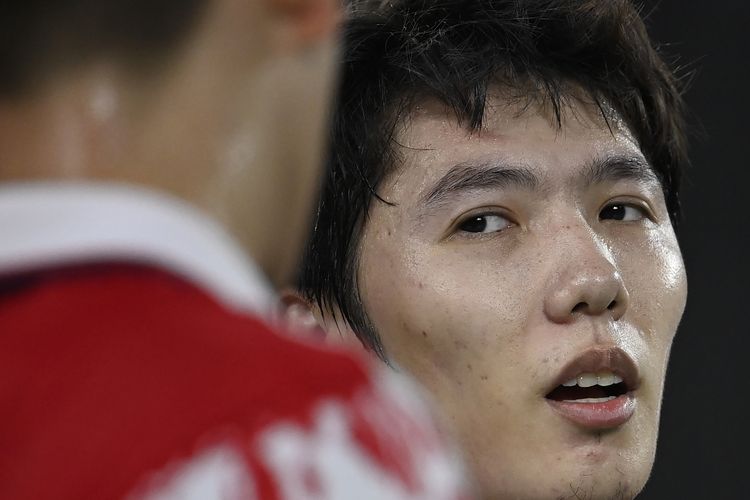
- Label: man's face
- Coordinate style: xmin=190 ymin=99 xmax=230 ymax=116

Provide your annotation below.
xmin=355 ymin=95 xmax=687 ymax=499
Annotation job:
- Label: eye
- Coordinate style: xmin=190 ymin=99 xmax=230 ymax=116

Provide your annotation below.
xmin=458 ymin=213 xmax=512 ymax=234
xmin=599 ymin=203 xmax=648 ymax=222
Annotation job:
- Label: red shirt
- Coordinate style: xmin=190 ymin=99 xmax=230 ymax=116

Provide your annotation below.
xmin=0 ymin=263 xmax=471 ymax=499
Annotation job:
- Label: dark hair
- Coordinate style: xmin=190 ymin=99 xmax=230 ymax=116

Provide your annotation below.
xmin=0 ymin=0 xmax=208 ymax=96
xmin=300 ymin=0 xmax=689 ymax=360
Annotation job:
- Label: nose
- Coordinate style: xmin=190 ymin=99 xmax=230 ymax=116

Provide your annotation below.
xmin=544 ymin=231 xmax=630 ymax=324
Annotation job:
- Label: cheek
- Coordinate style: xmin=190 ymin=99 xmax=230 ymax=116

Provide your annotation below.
xmin=359 ymin=245 xmax=470 ymax=372
xmin=358 ymin=235 xmax=538 ymax=380
xmin=618 ymin=229 xmax=687 ymax=347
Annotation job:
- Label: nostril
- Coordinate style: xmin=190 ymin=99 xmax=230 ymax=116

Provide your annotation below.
xmin=607 ymin=300 xmax=617 ymax=310
xmin=572 ymin=302 xmax=586 ymax=313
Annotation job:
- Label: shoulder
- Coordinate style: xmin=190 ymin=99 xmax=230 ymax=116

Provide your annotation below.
xmin=129 ymin=367 xmax=472 ymax=500
xmin=1 ymin=262 xmax=373 ymax=417
xmin=0 ymin=264 xmax=473 ymax=499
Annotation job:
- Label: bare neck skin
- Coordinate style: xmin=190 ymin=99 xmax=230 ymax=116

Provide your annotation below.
xmin=0 ymin=0 xmax=339 ymax=288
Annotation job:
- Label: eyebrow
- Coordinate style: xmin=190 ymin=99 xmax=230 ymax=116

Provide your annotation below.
xmin=419 ymin=153 xmax=659 ymax=213
xmin=421 ymin=162 xmax=541 ymax=208
xmin=581 ymin=154 xmax=659 ymax=186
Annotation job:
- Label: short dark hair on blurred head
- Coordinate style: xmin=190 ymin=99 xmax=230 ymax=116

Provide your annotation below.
xmin=300 ymin=0 xmax=689 ymax=360
xmin=0 ymin=0 xmax=208 ymax=96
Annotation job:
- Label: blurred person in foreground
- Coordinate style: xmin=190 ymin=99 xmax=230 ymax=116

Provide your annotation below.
xmin=0 ymin=1 xmax=471 ymax=499
xmin=284 ymin=0 xmax=690 ymax=498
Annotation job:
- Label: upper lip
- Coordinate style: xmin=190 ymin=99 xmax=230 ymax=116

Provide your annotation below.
xmin=545 ymin=346 xmax=641 ymax=397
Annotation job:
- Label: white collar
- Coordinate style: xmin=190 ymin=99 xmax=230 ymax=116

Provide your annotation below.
xmin=0 ymin=181 xmax=275 ymax=316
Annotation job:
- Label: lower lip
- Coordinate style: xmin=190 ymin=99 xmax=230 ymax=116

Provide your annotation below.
xmin=547 ymin=394 xmax=636 ymax=429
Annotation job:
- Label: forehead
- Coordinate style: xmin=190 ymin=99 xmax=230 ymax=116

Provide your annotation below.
xmin=388 ymin=94 xmax=645 ymax=194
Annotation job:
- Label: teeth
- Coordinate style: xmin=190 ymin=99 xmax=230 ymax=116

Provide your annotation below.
xmin=578 ymin=373 xmax=598 ymax=388
xmin=560 ymin=371 xmax=623 ymax=388
xmin=597 ymin=372 xmax=616 ymax=387
xmin=564 ymin=396 xmax=616 ymax=403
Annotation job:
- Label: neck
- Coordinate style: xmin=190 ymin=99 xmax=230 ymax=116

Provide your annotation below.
xmin=0 ymin=66 xmax=137 ymax=183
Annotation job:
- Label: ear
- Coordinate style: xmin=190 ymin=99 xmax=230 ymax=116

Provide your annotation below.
xmin=278 ymin=288 xmax=327 ymax=340
xmin=264 ymin=0 xmax=341 ymax=44
xmin=277 ymin=288 xmax=365 ymax=349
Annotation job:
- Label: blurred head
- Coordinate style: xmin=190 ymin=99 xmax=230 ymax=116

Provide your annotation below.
xmin=0 ymin=0 xmax=341 ymax=286
xmin=287 ymin=1 xmax=689 ymax=498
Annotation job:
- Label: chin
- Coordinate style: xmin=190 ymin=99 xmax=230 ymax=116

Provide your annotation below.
xmin=473 ymin=441 xmax=653 ymax=500
xmin=555 ymin=472 xmax=641 ymax=500
xmin=544 ymin=455 xmax=651 ymax=500
xmin=485 ymin=473 xmax=644 ymax=500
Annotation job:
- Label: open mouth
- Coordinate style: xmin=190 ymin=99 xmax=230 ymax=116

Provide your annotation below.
xmin=544 ymin=348 xmax=640 ymax=429
xmin=546 ymin=371 xmax=629 ymax=403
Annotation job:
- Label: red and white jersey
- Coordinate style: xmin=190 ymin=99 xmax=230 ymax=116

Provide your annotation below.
xmin=0 ymin=184 xmax=473 ymax=500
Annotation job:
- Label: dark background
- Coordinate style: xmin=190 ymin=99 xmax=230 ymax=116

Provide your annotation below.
xmin=640 ymin=1 xmax=748 ymax=498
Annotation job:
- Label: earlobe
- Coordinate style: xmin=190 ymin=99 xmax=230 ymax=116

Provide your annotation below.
xmin=278 ymin=288 xmax=327 ymax=340
xmin=278 ymin=289 xmax=367 ymax=351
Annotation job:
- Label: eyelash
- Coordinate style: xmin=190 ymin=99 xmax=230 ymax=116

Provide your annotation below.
xmin=453 ymin=210 xmax=515 ymax=237
xmin=452 ymin=200 xmax=652 ymax=234
xmin=449 ymin=194 xmax=657 ymax=239
xmin=598 ymin=199 xmax=655 ymax=223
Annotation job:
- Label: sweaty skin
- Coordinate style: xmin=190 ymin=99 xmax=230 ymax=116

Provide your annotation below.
xmin=0 ymin=0 xmax=339 ymax=288
xmin=355 ymin=95 xmax=687 ymax=499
